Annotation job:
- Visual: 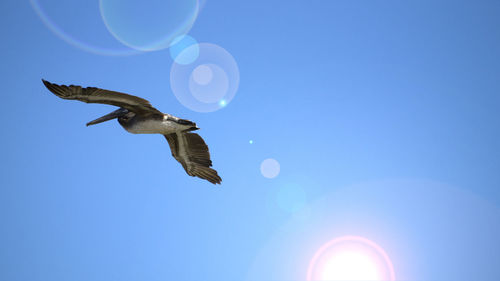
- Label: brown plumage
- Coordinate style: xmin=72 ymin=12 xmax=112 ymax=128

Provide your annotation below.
xmin=164 ymin=133 xmax=221 ymax=184
xmin=42 ymin=79 xmax=162 ymax=115
xmin=43 ymin=79 xmax=222 ymax=185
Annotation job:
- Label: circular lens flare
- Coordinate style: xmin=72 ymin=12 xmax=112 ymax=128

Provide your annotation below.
xmin=189 ymin=63 xmax=228 ymax=103
xmin=30 ymin=0 xmax=139 ymax=56
xmin=169 ymin=35 xmax=199 ymax=64
xmin=100 ymin=0 xmax=199 ymax=51
xmin=192 ymin=64 xmax=214 ymax=85
xmin=170 ymin=43 xmax=240 ymax=112
xmin=307 ymin=236 xmax=395 ymax=281
xmin=260 ymin=158 xmax=280 ymax=179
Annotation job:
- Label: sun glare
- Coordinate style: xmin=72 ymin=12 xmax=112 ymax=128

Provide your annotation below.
xmin=307 ymin=236 xmax=395 ymax=281
xmin=321 ymin=250 xmax=381 ymax=280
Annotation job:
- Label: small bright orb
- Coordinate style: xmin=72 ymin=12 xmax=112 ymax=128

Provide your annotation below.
xmin=260 ymin=158 xmax=280 ymax=179
xmin=219 ymin=99 xmax=227 ymax=107
xmin=307 ymin=236 xmax=395 ymax=281
xmin=249 ymin=140 xmax=253 ymax=144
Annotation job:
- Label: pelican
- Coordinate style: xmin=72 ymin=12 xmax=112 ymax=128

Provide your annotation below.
xmin=42 ymin=79 xmax=222 ymax=184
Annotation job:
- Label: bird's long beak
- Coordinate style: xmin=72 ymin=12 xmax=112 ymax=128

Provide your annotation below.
xmin=86 ymin=108 xmax=128 ymax=126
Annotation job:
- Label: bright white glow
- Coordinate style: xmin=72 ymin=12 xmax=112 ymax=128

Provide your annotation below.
xmin=321 ymin=250 xmax=381 ymax=280
xmin=307 ymin=236 xmax=395 ymax=281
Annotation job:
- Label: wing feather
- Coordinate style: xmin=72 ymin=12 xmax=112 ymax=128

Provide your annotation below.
xmin=42 ymin=79 xmax=162 ymax=115
xmin=164 ymin=132 xmax=222 ymax=185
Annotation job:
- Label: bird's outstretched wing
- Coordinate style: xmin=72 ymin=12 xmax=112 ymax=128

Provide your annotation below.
xmin=164 ymin=132 xmax=222 ymax=185
xmin=42 ymin=79 xmax=162 ymax=115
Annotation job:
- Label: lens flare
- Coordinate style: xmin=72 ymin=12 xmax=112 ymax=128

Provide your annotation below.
xmin=100 ymin=0 xmax=199 ymax=51
xmin=191 ymin=64 xmax=214 ymax=85
xmin=169 ymin=35 xmax=200 ymax=64
xmin=260 ymin=158 xmax=280 ymax=179
xmin=322 ymin=251 xmax=380 ymax=280
xmin=307 ymin=236 xmax=395 ymax=281
xmin=30 ymin=0 xmax=139 ymax=56
xmin=170 ymin=43 xmax=240 ymax=112
xmin=189 ymin=63 xmax=229 ymax=103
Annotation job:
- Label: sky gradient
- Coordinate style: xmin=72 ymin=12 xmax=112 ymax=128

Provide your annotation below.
xmin=1 ymin=1 xmax=500 ymax=280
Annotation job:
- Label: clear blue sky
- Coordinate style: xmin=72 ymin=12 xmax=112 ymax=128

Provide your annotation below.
xmin=1 ymin=1 xmax=500 ymax=280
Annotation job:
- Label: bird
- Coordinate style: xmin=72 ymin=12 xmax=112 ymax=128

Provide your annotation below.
xmin=42 ymin=79 xmax=222 ymax=185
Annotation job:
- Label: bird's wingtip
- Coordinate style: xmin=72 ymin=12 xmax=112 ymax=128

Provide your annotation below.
xmin=212 ymin=175 xmax=222 ymax=185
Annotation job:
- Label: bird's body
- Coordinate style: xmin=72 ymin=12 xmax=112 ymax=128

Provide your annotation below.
xmin=120 ymin=114 xmax=191 ymax=135
xmin=42 ymin=79 xmax=222 ymax=184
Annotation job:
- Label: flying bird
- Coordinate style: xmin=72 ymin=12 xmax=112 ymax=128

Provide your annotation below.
xmin=42 ymin=79 xmax=222 ymax=184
